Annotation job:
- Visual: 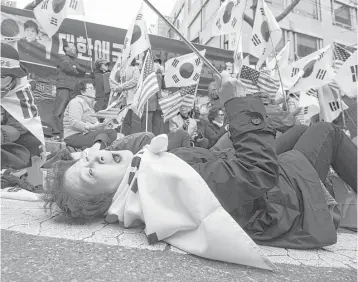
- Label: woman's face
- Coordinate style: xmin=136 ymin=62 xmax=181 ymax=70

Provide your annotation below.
xmin=64 ymin=150 xmax=134 ymax=197
xmin=215 ymin=110 xmax=225 ymax=123
xmin=24 ymin=27 xmax=37 ymax=41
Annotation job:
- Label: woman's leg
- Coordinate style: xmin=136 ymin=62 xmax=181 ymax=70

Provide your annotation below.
xmin=293 ymin=122 xmax=357 ymax=192
xmin=275 ymin=125 xmax=308 ymax=155
xmin=64 ymin=129 xmax=117 ymax=149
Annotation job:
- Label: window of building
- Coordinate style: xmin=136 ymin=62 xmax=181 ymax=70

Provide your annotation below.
xmin=202 ymin=0 xmax=221 ymax=25
xmin=174 ymin=5 xmax=185 ymax=30
xmin=188 ymin=0 xmax=197 ymax=12
xmin=292 ymin=0 xmax=319 ymax=20
xmin=188 ymin=13 xmax=202 ymax=41
xmin=275 ymin=30 xmax=286 ymax=52
xmin=265 ymin=0 xmax=284 ymax=8
xmin=295 ymin=33 xmax=321 ymax=58
xmin=332 ymin=1 xmax=355 ymax=28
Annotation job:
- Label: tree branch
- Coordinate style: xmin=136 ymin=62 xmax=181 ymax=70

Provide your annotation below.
xmin=243 ymin=0 xmax=302 ymax=27
xmin=275 ymin=0 xmax=301 ymax=22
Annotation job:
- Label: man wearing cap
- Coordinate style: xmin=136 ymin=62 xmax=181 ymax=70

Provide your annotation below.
xmin=91 ymin=58 xmax=111 ymax=111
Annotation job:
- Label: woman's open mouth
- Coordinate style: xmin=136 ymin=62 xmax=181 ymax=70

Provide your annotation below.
xmin=112 ymin=153 xmax=122 ymax=163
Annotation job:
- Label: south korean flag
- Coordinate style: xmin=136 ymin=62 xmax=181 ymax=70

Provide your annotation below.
xmin=164 ymin=50 xmax=206 ymax=88
xmin=34 ymin=0 xmax=85 ymax=38
xmin=249 ymin=0 xmax=282 ymax=69
xmin=290 ymin=45 xmax=335 ymax=93
xmin=211 ymin=0 xmax=247 ymax=36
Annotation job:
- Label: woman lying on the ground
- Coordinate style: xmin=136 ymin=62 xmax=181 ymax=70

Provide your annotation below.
xmin=44 ymin=71 xmax=357 ymax=249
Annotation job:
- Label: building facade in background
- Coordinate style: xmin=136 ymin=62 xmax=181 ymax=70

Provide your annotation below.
xmin=163 ymin=0 xmax=357 ymax=61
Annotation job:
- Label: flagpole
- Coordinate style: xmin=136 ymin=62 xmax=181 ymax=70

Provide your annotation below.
xmin=269 ymin=36 xmax=288 ymax=110
xmin=82 ymin=4 xmax=93 ymax=73
xmin=143 ymin=0 xmax=221 ymax=77
xmin=337 ymin=90 xmax=347 ymax=130
xmin=83 ymin=20 xmax=93 ymax=73
xmin=145 ymin=102 xmax=149 ymax=132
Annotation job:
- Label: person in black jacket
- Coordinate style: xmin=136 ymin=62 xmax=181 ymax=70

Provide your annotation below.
xmin=204 ymin=107 xmax=227 ymax=148
xmin=18 ymin=20 xmax=46 ymax=63
xmin=45 ymin=71 xmax=357 ymax=250
xmin=52 ymin=39 xmax=87 ymax=139
xmin=91 ymin=58 xmax=111 ymax=111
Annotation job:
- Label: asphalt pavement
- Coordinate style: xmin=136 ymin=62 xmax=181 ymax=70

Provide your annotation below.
xmin=1 ymin=199 xmax=357 ymax=281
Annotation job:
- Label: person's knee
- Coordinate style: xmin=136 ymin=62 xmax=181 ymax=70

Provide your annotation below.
xmin=312 ymin=122 xmax=337 ymax=133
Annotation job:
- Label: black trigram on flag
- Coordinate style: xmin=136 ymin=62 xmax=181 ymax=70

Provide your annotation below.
xmin=195 ymin=58 xmax=201 ymax=66
xmin=50 ymin=17 xmax=58 ymax=26
xmin=252 ymin=34 xmax=261 ymax=47
xmin=260 ymin=8 xmax=265 ymax=16
xmin=291 ymin=67 xmax=299 ymax=77
xmin=193 ymin=73 xmax=200 ymax=81
xmin=136 ymin=14 xmax=143 ymax=20
xmin=329 ymin=101 xmax=340 ymax=112
xmin=172 ymin=75 xmax=180 ymax=83
xmin=69 ymin=0 xmax=78 ymax=9
xmin=216 ymin=19 xmax=222 ymax=30
xmin=231 ymin=17 xmax=237 ymax=28
xmin=303 ymin=107 xmax=308 ymax=115
xmin=316 ymin=69 xmax=327 ymax=80
xmin=41 ymin=0 xmax=49 ymax=9
xmin=318 ymin=52 xmax=324 ymax=60
xmin=16 ymin=88 xmax=38 ymax=120
xmin=172 ymin=59 xmax=179 ymax=68
xmin=351 ymin=65 xmax=357 ymax=82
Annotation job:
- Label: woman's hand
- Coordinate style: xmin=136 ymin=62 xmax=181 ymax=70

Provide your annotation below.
xmin=213 ymin=71 xmax=247 ymax=105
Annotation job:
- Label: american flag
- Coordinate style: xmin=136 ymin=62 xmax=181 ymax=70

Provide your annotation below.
xmin=333 ymin=44 xmax=351 ymax=72
xmin=159 ymin=85 xmax=196 ymax=122
xmin=134 ymin=51 xmax=160 ymax=117
xmin=239 ymin=65 xmax=279 ymax=96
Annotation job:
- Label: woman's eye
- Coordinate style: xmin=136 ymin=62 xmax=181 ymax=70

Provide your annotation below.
xmin=100 ymin=156 xmax=105 ymax=162
xmin=89 ymin=168 xmax=93 ymax=177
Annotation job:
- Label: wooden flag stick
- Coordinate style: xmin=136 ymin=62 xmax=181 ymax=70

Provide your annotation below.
xmin=143 ymin=0 xmax=221 ymax=77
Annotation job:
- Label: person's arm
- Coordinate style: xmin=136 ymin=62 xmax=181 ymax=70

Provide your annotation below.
xmin=58 ymin=56 xmax=81 ymax=76
xmin=266 ymin=110 xmax=297 ymax=133
xmin=204 ymin=124 xmax=220 ymax=147
xmin=188 ymin=119 xmax=197 ymax=138
xmin=169 ymin=117 xmax=179 ymax=131
xmin=65 ymin=100 xmax=99 ymax=132
xmin=196 ymin=73 xmax=279 ymax=201
xmin=73 ymin=59 xmax=87 ymax=76
xmin=120 ymin=67 xmax=140 ymax=90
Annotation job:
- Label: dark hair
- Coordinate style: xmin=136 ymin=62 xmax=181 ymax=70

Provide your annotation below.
xmin=62 ymin=39 xmax=76 ymax=54
xmin=208 ymin=107 xmax=223 ymax=123
xmin=24 ymin=20 xmax=39 ymax=34
xmin=73 ymin=79 xmax=94 ymax=96
xmin=43 ymin=160 xmax=114 ymax=219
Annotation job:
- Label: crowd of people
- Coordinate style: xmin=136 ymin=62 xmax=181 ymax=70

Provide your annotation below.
xmin=1 ymin=40 xmax=357 ymax=252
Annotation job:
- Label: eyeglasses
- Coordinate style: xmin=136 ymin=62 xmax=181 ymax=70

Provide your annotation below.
xmin=218 ymin=113 xmax=225 ymax=116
